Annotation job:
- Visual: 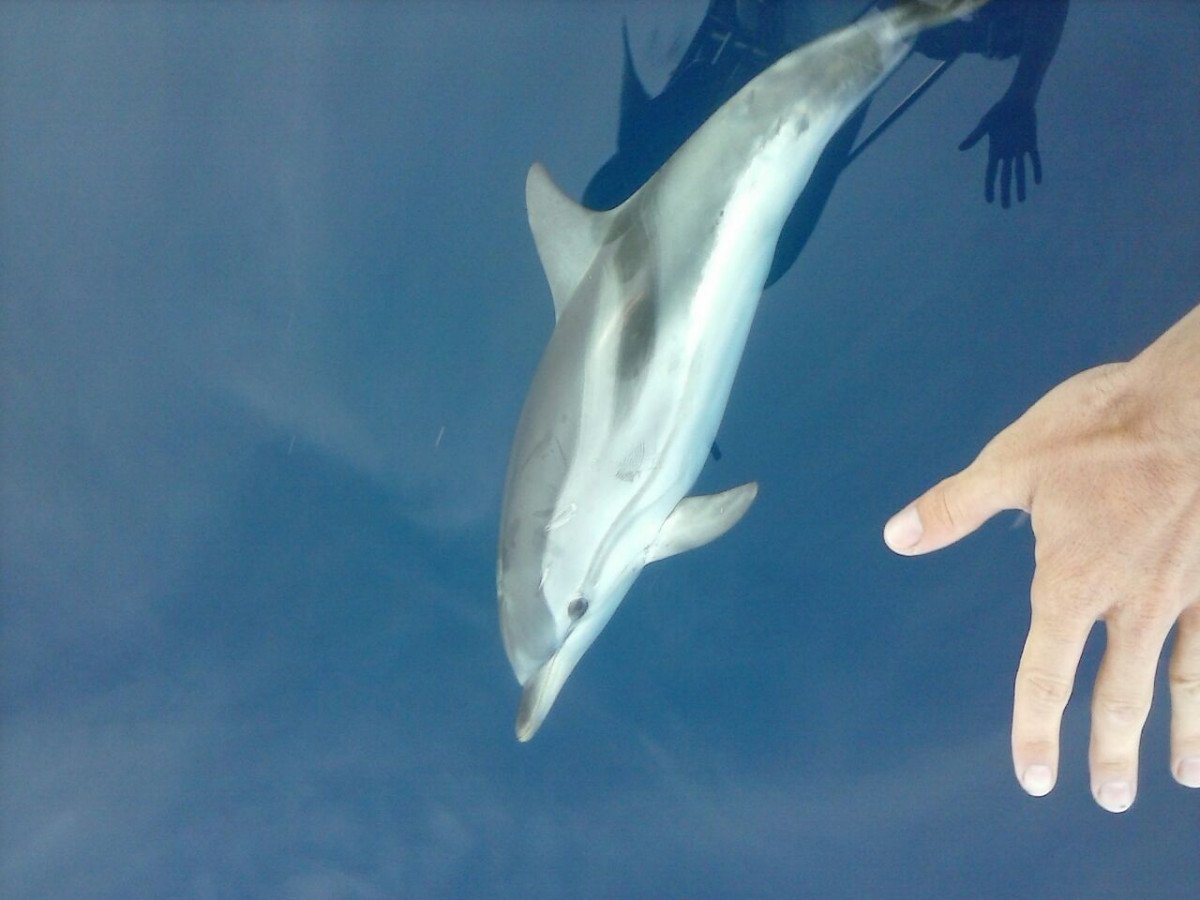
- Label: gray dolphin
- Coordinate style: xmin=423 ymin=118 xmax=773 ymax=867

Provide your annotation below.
xmin=498 ymin=0 xmax=987 ymax=741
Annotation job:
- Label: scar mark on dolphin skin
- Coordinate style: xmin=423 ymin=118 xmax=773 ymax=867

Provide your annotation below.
xmin=616 ymin=443 xmax=645 ymax=482
xmin=545 ymin=502 xmax=577 ymax=532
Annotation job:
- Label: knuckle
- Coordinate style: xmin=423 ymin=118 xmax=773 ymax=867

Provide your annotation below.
xmin=1094 ymin=694 xmax=1150 ymax=727
xmin=1169 ymin=665 xmax=1200 ymax=703
xmin=935 ymin=482 xmax=966 ymax=531
xmin=1090 ymin=755 xmax=1137 ymax=781
xmin=1018 ymin=668 xmax=1074 ymax=710
xmin=1107 ymin=603 xmax=1173 ymax=650
xmin=1029 ymin=567 xmax=1094 ymax=620
xmin=1113 ymin=610 xmax=1159 ymax=645
xmin=1013 ymin=737 xmax=1057 ymax=761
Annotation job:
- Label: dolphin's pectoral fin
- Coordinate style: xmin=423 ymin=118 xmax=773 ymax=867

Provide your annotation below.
xmin=526 ymin=163 xmax=618 ymax=321
xmin=645 ymin=481 xmax=759 ymax=564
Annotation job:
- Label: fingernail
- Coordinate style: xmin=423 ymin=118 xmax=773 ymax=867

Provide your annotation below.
xmin=1096 ymin=781 xmax=1133 ymax=813
xmin=884 ymin=506 xmax=924 ymax=552
xmin=1021 ymin=764 xmax=1054 ymax=797
xmin=1176 ymin=757 xmax=1200 ymax=788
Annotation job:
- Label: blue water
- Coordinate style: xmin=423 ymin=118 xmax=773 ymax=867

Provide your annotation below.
xmin=2 ymin=2 xmax=1197 ymax=897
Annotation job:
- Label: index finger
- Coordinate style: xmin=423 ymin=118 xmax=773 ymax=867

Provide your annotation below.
xmin=984 ymin=151 xmax=998 ymax=204
xmin=1011 ymin=598 xmax=1093 ymax=796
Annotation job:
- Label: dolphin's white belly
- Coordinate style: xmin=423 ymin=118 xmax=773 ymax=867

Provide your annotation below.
xmin=563 ymin=179 xmax=779 ymax=548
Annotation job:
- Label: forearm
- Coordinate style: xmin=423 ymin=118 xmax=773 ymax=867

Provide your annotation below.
xmin=1138 ymin=301 xmax=1200 ymax=368
xmin=1006 ymin=0 xmax=1068 ymax=102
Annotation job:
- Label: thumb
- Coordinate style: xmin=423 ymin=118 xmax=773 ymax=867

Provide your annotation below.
xmin=958 ymin=118 xmax=986 ymax=152
xmin=884 ymin=461 xmax=1017 ymax=556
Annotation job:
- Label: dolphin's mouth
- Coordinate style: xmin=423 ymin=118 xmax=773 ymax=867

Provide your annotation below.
xmin=514 ymin=649 xmax=570 ymax=742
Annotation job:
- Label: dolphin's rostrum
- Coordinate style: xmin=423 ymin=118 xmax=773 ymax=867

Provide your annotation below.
xmin=498 ymin=0 xmax=987 ymax=741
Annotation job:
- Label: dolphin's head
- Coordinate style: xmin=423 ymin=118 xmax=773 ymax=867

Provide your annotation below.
xmin=508 ymin=572 xmax=632 ymax=742
xmin=497 ymin=492 xmax=647 ymax=741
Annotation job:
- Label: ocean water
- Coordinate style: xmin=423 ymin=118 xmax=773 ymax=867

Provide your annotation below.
xmin=2 ymin=2 xmax=1198 ymax=897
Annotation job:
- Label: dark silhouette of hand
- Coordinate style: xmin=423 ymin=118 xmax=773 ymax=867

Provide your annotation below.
xmin=959 ymin=92 xmax=1043 ymax=208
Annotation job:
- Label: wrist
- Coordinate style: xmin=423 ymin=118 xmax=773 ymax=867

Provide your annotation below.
xmin=1127 ymin=305 xmax=1200 ymax=453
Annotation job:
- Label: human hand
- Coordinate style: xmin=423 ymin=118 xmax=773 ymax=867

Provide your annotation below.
xmin=959 ymin=92 xmax=1043 ymax=208
xmin=884 ymin=303 xmax=1200 ymax=812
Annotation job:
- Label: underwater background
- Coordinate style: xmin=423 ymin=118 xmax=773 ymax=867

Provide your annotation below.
xmin=2 ymin=1 xmax=1198 ymax=896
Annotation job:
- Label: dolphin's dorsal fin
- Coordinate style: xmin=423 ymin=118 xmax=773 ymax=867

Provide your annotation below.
xmin=646 ymin=481 xmax=759 ymax=564
xmin=616 ymin=21 xmax=651 ymax=151
xmin=526 ymin=162 xmax=615 ymax=320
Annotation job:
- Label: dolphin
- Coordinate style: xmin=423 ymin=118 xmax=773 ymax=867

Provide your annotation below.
xmin=498 ymin=0 xmax=987 ymax=741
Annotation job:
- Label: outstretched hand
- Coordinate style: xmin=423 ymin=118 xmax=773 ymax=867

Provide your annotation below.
xmin=959 ymin=93 xmax=1043 ymax=208
xmin=885 ymin=303 xmax=1200 ymax=812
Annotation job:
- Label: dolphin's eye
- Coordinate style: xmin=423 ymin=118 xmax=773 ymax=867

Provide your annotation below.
xmin=567 ymin=597 xmax=588 ymax=620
